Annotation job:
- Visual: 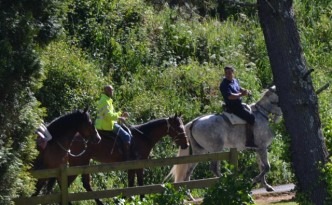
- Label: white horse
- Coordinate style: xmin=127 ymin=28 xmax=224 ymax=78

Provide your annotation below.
xmin=169 ymin=86 xmax=282 ymax=194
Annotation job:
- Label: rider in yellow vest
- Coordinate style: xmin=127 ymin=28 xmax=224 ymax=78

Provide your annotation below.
xmin=95 ymin=85 xmax=132 ymax=160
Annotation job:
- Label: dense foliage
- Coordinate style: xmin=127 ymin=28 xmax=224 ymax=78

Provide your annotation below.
xmin=202 ymin=168 xmax=254 ymax=205
xmin=0 ymin=0 xmax=66 ymax=204
xmin=36 ymin=41 xmax=106 ymax=121
xmin=0 ymin=0 xmax=331 ymax=204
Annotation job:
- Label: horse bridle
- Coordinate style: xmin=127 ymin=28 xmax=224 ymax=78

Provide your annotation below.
xmin=255 ymin=101 xmax=281 ymax=120
xmin=166 ymin=118 xmax=186 ymax=143
xmin=56 ymin=134 xmax=89 ymax=157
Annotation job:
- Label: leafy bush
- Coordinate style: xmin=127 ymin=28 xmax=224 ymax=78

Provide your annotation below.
xmin=37 ymin=41 xmax=106 ymax=121
xmin=321 ymin=161 xmax=332 ymax=204
xmin=151 ymin=183 xmax=187 ymax=205
xmin=202 ymin=167 xmax=254 ymax=205
xmin=0 ymin=0 xmax=65 ymax=203
xmin=6 ymin=0 xmax=331 ymax=203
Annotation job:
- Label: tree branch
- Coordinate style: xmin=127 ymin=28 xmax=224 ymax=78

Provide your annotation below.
xmin=316 ymin=82 xmax=330 ymax=95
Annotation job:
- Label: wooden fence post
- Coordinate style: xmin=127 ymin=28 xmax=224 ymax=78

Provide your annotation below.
xmin=60 ymin=164 xmax=69 ymax=205
xmin=229 ymin=148 xmax=238 ymax=170
xmin=14 ymin=151 xmax=239 ymax=204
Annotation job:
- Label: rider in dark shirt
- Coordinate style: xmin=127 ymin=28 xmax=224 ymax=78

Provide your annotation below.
xmin=219 ymin=66 xmax=256 ymax=148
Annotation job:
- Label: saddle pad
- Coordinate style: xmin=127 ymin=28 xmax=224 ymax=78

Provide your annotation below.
xmin=223 ymin=112 xmax=247 ymax=125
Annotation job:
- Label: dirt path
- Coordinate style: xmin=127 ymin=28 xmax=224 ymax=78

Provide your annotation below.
xmin=185 ymin=185 xmax=296 ymax=205
xmin=254 ymin=191 xmax=296 ymax=204
xmin=185 ymin=192 xmax=296 ymax=204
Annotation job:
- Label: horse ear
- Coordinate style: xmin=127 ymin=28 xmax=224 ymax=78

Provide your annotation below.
xmin=269 ymin=85 xmax=276 ymax=92
xmin=83 ymin=107 xmax=89 ymax=113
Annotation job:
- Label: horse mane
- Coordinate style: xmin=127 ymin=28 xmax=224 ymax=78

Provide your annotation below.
xmin=132 ymin=118 xmax=167 ymax=138
xmin=255 ymin=86 xmax=276 ymax=104
xmin=47 ymin=110 xmax=86 ymax=138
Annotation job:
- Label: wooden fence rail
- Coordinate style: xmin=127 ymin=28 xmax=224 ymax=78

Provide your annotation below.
xmin=14 ymin=148 xmax=238 ymax=205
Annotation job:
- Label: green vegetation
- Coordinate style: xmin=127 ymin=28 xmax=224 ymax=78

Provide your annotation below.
xmin=202 ymin=166 xmax=255 ymax=205
xmin=0 ymin=0 xmax=331 ymax=204
xmin=256 ymin=201 xmax=298 ymax=205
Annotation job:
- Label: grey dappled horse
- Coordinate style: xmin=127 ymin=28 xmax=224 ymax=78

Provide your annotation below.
xmin=169 ymin=86 xmax=282 ymax=195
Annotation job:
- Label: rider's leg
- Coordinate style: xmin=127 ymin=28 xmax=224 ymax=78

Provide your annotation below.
xmin=245 ymin=123 xmax=256 ymax=148
xmin=232 ymin=107 xmax=256 ymax=148
xmin=113 ymin=123 xmax=132 ymax=160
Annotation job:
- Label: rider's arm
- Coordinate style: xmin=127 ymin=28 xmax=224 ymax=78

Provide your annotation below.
xmin=227 ymin=92 xmax=243 ymax=100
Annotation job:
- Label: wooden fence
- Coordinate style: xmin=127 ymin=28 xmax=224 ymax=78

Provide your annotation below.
xmin=14 ymin=148 xmax=238 ymax=205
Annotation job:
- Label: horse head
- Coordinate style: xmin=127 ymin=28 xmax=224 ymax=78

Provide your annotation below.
xmin=261 ymin=85 xmax=282 ymax=122
xmin=166 ymin=115 xmax=189 ymax=149
xmin=77 ymin=109 xmax=101 ymax=144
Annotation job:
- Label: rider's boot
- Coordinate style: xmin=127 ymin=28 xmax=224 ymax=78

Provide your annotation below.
xmin=122 ymin=142 xmax=131 ymax=161
xmin=245 ymin=124 xmax=257 ymax=148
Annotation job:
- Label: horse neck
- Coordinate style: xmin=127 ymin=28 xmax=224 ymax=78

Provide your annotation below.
xmin=47 ymin=115 xmax=80 ymax=145
xmin=253 ymin=97 xmax=273 ymax=116
xmin=135 ymin=118 xmax=168 ymax=147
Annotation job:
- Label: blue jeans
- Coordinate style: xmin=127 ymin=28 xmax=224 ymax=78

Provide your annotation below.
xmin=112 ymin=123 xmax=132 ymax=143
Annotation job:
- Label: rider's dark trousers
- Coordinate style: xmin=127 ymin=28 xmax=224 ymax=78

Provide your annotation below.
xmin=228 ymin=103 xmax=255 ymax=125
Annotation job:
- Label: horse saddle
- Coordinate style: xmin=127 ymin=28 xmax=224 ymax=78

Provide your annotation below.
xmin=222 ymin=103 xmax=252 ymax=125
xmin=36 ymin=123 xmax=52 ymax=150
xmin=97 ymin=124 xmax=132 ymax=141
xmin=223 ymin=112 xmax=246 ymax=125
xmin=97 ymin=130 xmax=119 ymax=141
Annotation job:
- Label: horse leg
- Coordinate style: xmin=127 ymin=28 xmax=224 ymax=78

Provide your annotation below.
xmin=210 ymin=161 xmax=221 ymax=177
xmin=32 ymin=178 xmax=47 ymax=196
xmin=128 ymin=169 xmax=136 ymax=187
xmin=82 ymin=174 xmax=104 ymax=205
xmin=183 ymin=163 xmax=198 ymax=201
xmin=253 ymin=148 xmax=274 ymax=192
xmin=45 ymin=177 xmax=57 ymax=194
xmin=136 ymin=169 xmax=145 ymax=200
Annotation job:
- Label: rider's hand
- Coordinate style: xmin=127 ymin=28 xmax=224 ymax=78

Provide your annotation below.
xmin=119 ymin=112 xmax=129 ymax=123
xmin=241 ymin=89 xmax=249 ymax=96
xmin=118 ymin=117 xmax=127 ymax=124
xmin=121 ymin=112 xmax=129 ymax=118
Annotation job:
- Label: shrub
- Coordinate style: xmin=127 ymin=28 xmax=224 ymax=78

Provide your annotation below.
xmin=151 ymin=183 xmax=187 ymax=205
xmin=320 ymin=161 xmax=332 ymax=204
xmin=37 ymin=41 xmax=106 ymax=121
xmin=202 ymin=166 xmax=254 ymax=205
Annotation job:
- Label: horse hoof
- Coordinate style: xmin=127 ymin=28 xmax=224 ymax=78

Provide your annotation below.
xmin=187 ymin=192 xmax=196 ymax=201
xmin=252 ymin=178 xmax=259 ymax=186
xmin=266 ymin=186 xmax=275 ymax=192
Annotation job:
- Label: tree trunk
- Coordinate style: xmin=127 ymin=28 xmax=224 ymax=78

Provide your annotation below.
xmin=257 ymin=0 xmax=329 ymax=204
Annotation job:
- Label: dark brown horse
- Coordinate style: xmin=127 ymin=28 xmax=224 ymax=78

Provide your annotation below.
xmin=32 ymin=108 xmax=101 ymax=196
xmin=47 ymin=114 xmax=189 ymax=205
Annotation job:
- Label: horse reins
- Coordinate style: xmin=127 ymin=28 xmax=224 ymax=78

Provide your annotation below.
xmin=255 ymin=100 xmax=281 ymax=120
xmin=110 ymin=128 xmax=121 ymax=155
xmin=56 ymin=135 xmax=88 ymax=157
xmin=254 ymin=103 xmax=271 ymax=120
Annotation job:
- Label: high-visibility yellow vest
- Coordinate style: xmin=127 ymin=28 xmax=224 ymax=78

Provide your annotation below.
xmin=95 ymin=94 xmax=121 ymax=131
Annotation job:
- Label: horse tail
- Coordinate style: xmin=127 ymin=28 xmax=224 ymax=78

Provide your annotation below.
xmin=164 ymin=120 xmax=197 ymax=183
xmin=166 ymin=145 xmax=191 ymax=183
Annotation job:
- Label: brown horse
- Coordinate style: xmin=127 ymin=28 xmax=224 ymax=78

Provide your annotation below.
xmin=32 ymin=108 xmax=101 ymax=196
xmin=47 ymin=114 xmax=189 ymax=205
